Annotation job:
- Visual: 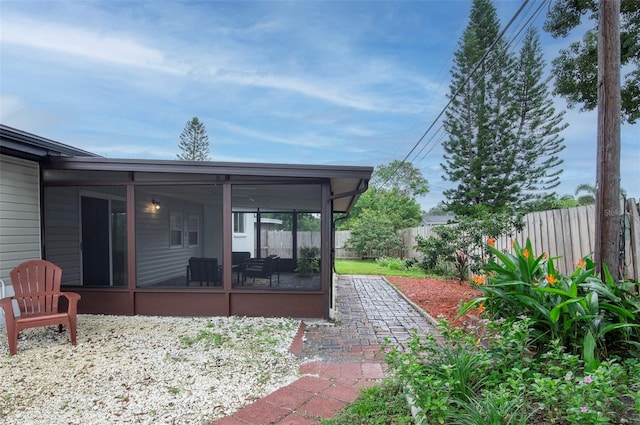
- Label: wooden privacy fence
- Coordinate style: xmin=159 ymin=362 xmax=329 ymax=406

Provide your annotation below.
xmin=466 ymin=199 xmax=640 ymax=281
xmin=259 ymin=230 xmax=322 ymax=258
xmin=333 ymin=199 xmax=640 ymax=282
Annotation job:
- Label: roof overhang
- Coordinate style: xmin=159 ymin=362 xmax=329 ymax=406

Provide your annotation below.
xmin=46 ymin=156 xmax=372 ymax=213
xmin=0 ymin=124 xmax=99 ymax=160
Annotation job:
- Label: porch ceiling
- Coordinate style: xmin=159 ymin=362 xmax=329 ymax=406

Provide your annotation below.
xmin=137 ymin=184 xmax=321 ymax=211
xmin=46 ymin=157 xmax=372 ymax=213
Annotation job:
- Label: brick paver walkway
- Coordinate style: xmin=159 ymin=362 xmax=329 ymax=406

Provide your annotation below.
xmin=211 ymin=275 xmax=438 ymax=425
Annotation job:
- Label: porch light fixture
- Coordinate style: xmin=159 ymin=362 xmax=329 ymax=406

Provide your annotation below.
xmin=152 ymin=199 xmax=161 ymax=210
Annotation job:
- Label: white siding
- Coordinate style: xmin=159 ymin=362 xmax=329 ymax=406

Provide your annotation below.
xmin=0 ymin=154 xmax=41 ymax=282
xmin=232 ymin=213 xmax=256 ymax=254
xmin=135 ymin=194 xmax=211 ymax=286
xmin=0 ymin=154 xmax=41 ymax=326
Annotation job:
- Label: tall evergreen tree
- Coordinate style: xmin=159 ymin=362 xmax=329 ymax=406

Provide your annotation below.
xmin=177 ymin=117 xmax=210 ymax=161
xmin=513 ymin=27 xmax=567 ymax=204
xmin=442 ymin=0 xmax=567 ymax=216
xmin=441 ymin=0 xmax=519 ymax=216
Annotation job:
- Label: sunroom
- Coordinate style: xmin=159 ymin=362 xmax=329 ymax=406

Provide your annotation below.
xmin=40 ymin=156 xmax=371 ymax=320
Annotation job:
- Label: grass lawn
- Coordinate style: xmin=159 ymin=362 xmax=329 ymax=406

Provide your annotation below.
xmin=335 ymin=259 xmax=429 ymax=278
xmin=322 ymin=378 xmax=413 ymax=425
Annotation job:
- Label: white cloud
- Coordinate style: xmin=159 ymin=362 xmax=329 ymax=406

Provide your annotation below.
xmin=211 ymin=119 xmax=335 ymax=149
xmin=0 ymin=95 xmax=70 ymax=132
xmin=85 ymin=143 xmax=177 ymax=159
xmin=1 ymin=9 xmax=436 ymax=116
xmin=1 ymin=16 xmax=186 ymax=74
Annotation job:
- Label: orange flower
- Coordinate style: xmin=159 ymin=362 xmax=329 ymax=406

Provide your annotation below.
xmin=477 ymin=303 xmax=485 ymax=314
xmin=487 ymin=237 xmax=496 ymax=247
xmin=576 ymin=258 xmax=585 ymax=269
xmin=472 ymin=275 xmax=485 ymax=285
xmin=546 ymin=275 xmax=558 ymax=285
xmin=522 ymin=249 xmax=530 ymax=259
xmin=542 ymin=252 xmax=548 ymax=259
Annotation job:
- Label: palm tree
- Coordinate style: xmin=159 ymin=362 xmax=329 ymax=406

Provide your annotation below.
xmin=575 ymin=183 xmax=627 ymax=206
xmin=575 ymin=184 xmax=596 ymax=205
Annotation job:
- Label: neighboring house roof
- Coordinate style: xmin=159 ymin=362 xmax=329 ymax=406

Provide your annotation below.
xmin=260 ymin=218 xmax=283 ymax=225
xmin=421 ymin=215 xmax=457 ymax=226
xmin=0 ymin=124 xmax=99 ymax=160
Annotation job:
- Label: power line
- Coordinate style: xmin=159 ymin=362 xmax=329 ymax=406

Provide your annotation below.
xmin=378 ymin=0 xmax=532 ymax=191
xmin=377 ymin=2 xmax=522 ymax=173
xmin=407 ymin=0 xmax=550 ymax=170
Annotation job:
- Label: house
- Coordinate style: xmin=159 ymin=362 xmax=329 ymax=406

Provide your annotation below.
xmin=231 ymin=214 xmax=283 ymax=255
xmin=421 ymin=214 xmax=457 ymax=226
xmin=0 ymin=124 xmax=372 ymax=320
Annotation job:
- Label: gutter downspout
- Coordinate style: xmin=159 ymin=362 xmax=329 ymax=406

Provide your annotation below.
xmin=327 ymin=179 xmax=370 ymax=319
xmin=329 ymin=179 xmax=370 ymax=264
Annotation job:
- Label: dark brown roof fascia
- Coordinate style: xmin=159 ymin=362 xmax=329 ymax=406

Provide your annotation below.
xmin=0 ymin=124 xmax=99 ymax=159
xmin=48 ymin=157 xmax=373 ymax=180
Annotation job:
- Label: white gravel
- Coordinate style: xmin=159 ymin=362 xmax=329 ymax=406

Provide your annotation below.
xmin=0 ymin=315 xmax=302 ymax=425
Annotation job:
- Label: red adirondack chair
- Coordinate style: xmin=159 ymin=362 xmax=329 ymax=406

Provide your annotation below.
xmin=0 ymin=259 xmax=81 ymax=355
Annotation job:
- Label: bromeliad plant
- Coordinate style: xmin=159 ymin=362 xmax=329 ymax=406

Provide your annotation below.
xmin=459 ymin=238 xmax=640 ymax=371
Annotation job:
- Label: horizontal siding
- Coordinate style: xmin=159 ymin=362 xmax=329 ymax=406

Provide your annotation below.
xmin=0 ymin=225 xmax=40 ymax=237
xmin=0 ymin=193 xmax=41 ymax=208
xmin=0 ymin=249 xmax=42 ymax=262
xmin=43 ymin=187 xmax=220 ymax=287
xmin=0 ymin=154 xmax=41 ymax=283
xmin=43 ymin=187 xmax=81 ymax=285
xmin=135 ymin=194 xmax=209 ymax=286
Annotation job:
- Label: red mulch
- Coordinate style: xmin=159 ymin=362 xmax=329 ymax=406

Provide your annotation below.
xmin=386 ymin=277 xmax=481 ymax=327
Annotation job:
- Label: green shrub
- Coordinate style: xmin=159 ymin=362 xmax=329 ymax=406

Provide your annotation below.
xmin=346 ymin=209 xmax=403 ymax=257
xmin=375 ymin=256 xmax=404 ymax=270
xmin=402 ymin=257 xmax=419 ymax=270
xmin=459 ymin=238 xmax=640 ymax=371
xmin=385 ymin=318 xmax=639 ymax=424
xmin=414 ymin=210 xmax=523 ymax=280
xmin=296 ymin=246 xmax=320 ymax=274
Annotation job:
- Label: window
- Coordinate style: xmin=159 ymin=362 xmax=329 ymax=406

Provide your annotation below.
xmin=188 ymin=215 xmax=199 ymax=247
xmin=170 ymin=211 xmax=183 ymax=248
xmin=233 ymin=213 xmax=245 ymax=234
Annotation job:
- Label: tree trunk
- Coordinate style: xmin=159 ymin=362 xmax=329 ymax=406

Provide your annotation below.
xmin=594 ymin=0 xmax=621 ymax=278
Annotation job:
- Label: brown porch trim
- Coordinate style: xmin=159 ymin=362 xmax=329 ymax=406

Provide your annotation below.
xmin=70 ymin=287 xmax=326 ymax=318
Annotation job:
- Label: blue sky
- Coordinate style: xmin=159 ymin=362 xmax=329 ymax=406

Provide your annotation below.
xmin=1 ymin=0 xmax=638 ymax=210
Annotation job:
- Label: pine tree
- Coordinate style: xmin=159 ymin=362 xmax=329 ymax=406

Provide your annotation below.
xmin=513 ymin=27 xmax=567 ymax=205
xmin=442 ymin=0 xmax=567 ymax=216
xmin=441 ymin=0 xmax=519 ymax=216
xmin=177 ymin=117 xmax=210 ymax=161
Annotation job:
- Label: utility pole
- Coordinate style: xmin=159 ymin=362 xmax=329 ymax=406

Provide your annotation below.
xmin=594 ymin=0 xmax=621 ymax=278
